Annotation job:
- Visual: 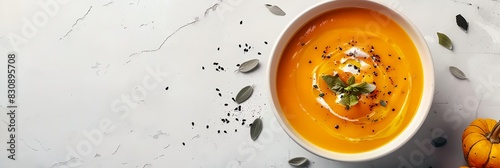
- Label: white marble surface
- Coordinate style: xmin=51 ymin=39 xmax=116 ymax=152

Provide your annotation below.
xmin=1 ymin=0 xmax=500 ymax=167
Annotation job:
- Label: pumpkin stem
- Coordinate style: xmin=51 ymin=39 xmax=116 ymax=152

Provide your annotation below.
xmin=489 ymin=120 xmax=500 ymax=143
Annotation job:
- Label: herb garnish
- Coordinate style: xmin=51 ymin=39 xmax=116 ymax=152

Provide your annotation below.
xmin=321 ymin=75 xmax=376 ymax=109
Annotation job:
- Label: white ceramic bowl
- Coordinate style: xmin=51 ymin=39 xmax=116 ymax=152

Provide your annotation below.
xmin=267 ymin=0 xmax=434 ymax=162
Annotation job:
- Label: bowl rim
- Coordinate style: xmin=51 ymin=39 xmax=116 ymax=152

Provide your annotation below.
xmin=267 ymin=0 xmax=435 ymax=162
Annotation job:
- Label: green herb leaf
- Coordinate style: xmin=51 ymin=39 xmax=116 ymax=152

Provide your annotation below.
xmin=449 ymin=66 xmax=467 ymax=80
xmin=352 ymin=82 xmax=376 ymax=94
xmin=348 ymin=94 xmax=358 ymax=107
xmin=380 ymin=100 xmax=387 ymax=107
xmin=235 ymin=85 xmax=254 ymax=104
xmin=437 ymin=32 xmax=453 ymax=50
xmin=347 ymin=76 xmax=355 ymax=85
xmin=321 ymin=75 xmax=346 ymax=94
xmin=339 ymin=94 xmax=349 ymax=107
xmin=456 ymin=14 xmax=469 ymax=32
xmin=250 ymin=118 xmax=263 ymax=141
xmin=238 ymin=59 xmax=259 ymax=73
xmin=288 ymin=157 xmax=309 ymax=167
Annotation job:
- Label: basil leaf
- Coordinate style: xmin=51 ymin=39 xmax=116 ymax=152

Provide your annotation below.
xmin=322 ymin=75 xmax=346 ymax=94
xmin=347 ymin=76 xmax=355 ymax=85
xmin=351 ymin=82 xmax=375 ymax=94
xmin=362 ymin=83 xmax=376 ymax=93
xmin=348 ymin=94 xmax=358 ymax=106
xmin=437 ymin=32 xmax=453 ymax=50
xmin=339 ymin=94 xmax=349 ymax=107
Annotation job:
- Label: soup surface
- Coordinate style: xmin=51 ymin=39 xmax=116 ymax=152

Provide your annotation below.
xmin=277 ymin=7 xmax=424 ymax=153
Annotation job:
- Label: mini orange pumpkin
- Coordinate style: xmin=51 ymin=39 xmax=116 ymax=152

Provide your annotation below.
xmin=462 ymin=118 xmax=500 ymax=167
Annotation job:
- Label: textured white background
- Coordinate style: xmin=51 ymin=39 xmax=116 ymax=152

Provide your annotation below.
xmin=1 ymin=0 xmax=500 ymax=167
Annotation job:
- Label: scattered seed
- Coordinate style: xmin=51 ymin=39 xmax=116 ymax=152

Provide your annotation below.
xmin=240 ymin=20 xmax=243 ymax=25
xmin=432 ymin=137 xmax=447 ymax=147
xmin=288 ymin=157 xmax=309 ymax=167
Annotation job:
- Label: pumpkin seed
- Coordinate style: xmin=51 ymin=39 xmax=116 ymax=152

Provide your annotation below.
xmin=432 ymin=137 xmax=447 ymax=147
xmin=380 ymin=100 xmax=387 ymax=107
xmin=456 ymin=14 xmax=469 ymax=32
xmin=265 ymin=4 xmax=286 ymax=16
xmin=449 ymin=66 xmax=467 ymax=80
xmin=250 ymin=118 xmax=263 ymax=141
xmin=437 ymin=32 xmax=453 ymax=50
xmin=238 ymin=59 xmax=259 ymax=73
xmin=288 ymin=157 xmax=308 ymax=167
xmin=235 ymin=85 xmax=254 ymax=104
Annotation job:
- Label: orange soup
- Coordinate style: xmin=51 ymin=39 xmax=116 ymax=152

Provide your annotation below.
xmin=277 ymin=8 xmax=424 ymax=153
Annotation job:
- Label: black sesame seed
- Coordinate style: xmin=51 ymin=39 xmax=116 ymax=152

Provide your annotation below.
xmin=218 ymin=130 xmax=220 ymax=133
xmin=240 ymin=20 xmax=243 ymax=25
xmin=227 ymin=113 xmax=230 ymax=116
xmin=191 ymin=122 xmax=194 ymax=126
xmin=309 ymin=60 xmax=312 ymax=64
xmin=235 ymin=129 xmax=237 ymax=132
xmin=245 ymin=43 xmax=248 ymax=47
xmin=216 ymin=88 xmax=220 ymax=91
xmin=264 ymin=41 xmax=268 ymax=44
xmin=224 ymin=130 xmax=227 ymax=133
xmin=165 ymin=87 xmax=169 ymax=90
xmin=182 ymin=142 xmax=185 ymax=146
xmin=219 ymin=93 xmax=222 ymax=97
xmin=217 ymin=47 xmax=220 ymax=51
xmin=236 ymin=64 xmax=240 ymax=67
xmin=232 ymin=97 xmax=236 ymax=102
xmin=202 ymin=66 xmax=205 ymax=70
xmin=388 ymin=91 xmax=392 ymax=95
xmin=392 ymin=108 xmax=395 ymax=112
xmin=313 ymin=85 xmax=318 ymax=89
xmin=258 ymin=52 xmax=261 ymax=55
xmin=335 ymin=125 xmax=339 ymax=129
xmin=224 ymin=103 xmax=228 ymax=106
xmin=213 ymin=62 xmax=218 ymax=65
xmin=206 ymin=125 xmax=209 ymax=129
xmin=319 ymin=93 xmax=325 ymax=97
